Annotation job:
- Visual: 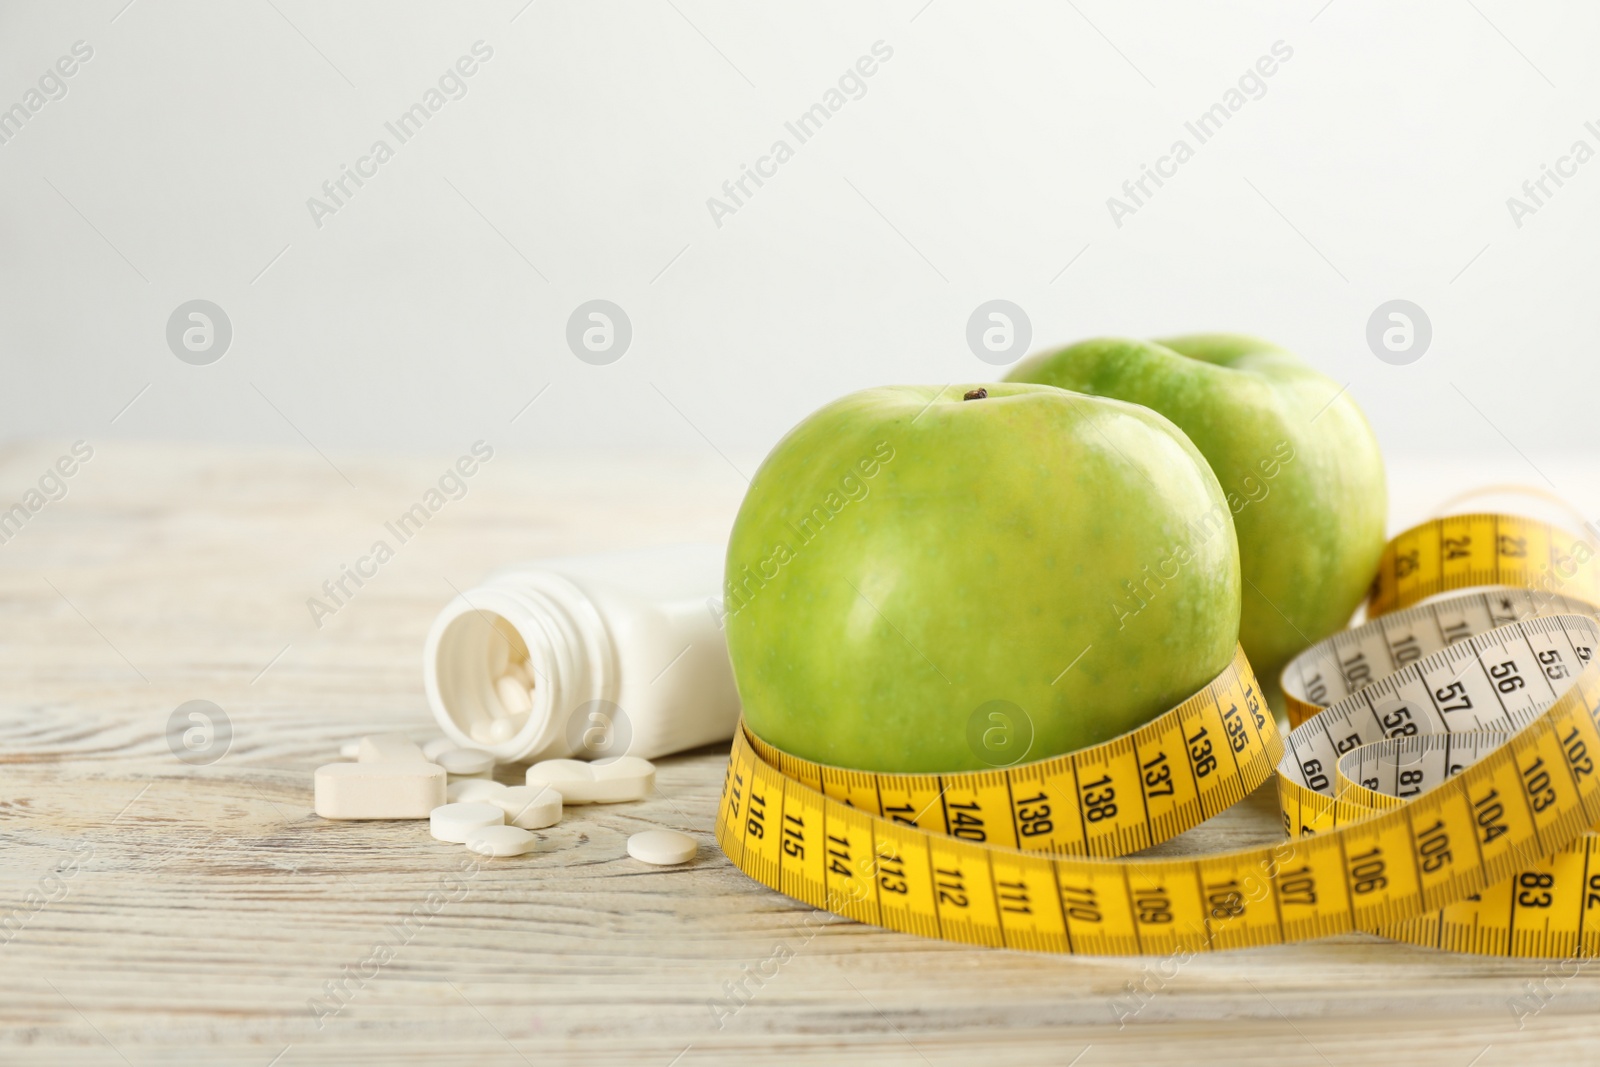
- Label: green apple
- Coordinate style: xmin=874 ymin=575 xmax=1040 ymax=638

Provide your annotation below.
xmin=722 ymin=383 xmax=1240 ymax=773
xmin=1006 ymin=335 xmax=1386 ymax=707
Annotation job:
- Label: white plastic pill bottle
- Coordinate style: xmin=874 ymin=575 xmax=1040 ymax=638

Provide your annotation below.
xmin=423 ymin=544 xmax=740 ymax=763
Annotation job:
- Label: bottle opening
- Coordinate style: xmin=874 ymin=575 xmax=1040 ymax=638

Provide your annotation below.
xmin=428 ymin=604 xmax=550 ymax=758
xmin=423 ymin=550 xmax=739 ymax=764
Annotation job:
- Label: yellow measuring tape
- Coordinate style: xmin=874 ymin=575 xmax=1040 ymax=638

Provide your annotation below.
xmin=716 ymin=513 xmax=1600 ymax=956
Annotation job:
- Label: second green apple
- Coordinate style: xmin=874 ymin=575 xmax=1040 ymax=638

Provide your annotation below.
xmin=1007 ymin=334 xmax=1386 ymax=706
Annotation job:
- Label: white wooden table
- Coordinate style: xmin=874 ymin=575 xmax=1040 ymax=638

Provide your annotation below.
xmin=3 ymin=441 xmax=1599 ymax=1066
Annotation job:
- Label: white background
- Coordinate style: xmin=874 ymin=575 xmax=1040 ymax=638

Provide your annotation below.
xmin=1 ymin=0 xmax=1595 ymax=499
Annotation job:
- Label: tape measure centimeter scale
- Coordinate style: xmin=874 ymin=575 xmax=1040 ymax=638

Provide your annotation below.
xmin=1286 ymin=511 xmax=1600 ymax=729
xmin=1281 ymin=588 xmax=1600 ymax=730
xmin=716 ymin=513 xmax=1600 ymax=957
xmin=1279 ymin=514 xmax=1600 ymax=956
xmin=1367 ymin=512 xmax=1600 ymax=620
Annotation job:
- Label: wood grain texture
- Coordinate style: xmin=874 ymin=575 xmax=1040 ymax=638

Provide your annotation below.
xmin=3 ymin=440 xmax=1600 ymax=1066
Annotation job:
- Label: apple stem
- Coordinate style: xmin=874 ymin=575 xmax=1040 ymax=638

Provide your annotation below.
xmin=963 ymin=388 xmax=988 ymax=401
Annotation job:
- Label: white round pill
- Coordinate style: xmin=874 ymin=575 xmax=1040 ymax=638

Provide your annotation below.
xmin=526 ymin=756 xmax=654 ymax=804
xmin=593 ymin=755 xmax=656 ymax=782
xmin=339 ymin=739 xmax=361 ymax=759
xmin=437 ymin=748 xmax=496 ymax=778
xmin=465 ymin=824 xmax=536 ymax=858
xmin=627 ymin=829 xmax=697 ymax=866
xmin=429 ymin=801 xmax=504 ymax=843
xmin=493 ymin=785 xmax=562 ymax=829
xmin=447 ymin=778 xmax=508 ymax=804
xmin=486 ymin=717 xmax=518 ymax=744
xmin=422 ymin=736 xmax=457 ymax=761
xmin=494 ymin=675 xmax=530 ymax=717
